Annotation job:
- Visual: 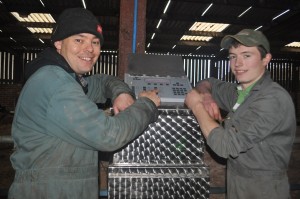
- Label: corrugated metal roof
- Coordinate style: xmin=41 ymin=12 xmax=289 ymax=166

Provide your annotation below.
xmin=0 ymin=0 xmax=299 ymax=59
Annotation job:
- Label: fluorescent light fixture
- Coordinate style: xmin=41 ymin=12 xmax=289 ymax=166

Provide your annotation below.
xmin=0 ymin=29 xmax=2 ymax=32
xmin=181 ymin=35 xmax=212 ymax=41
xmin=11 ymin=12 xmax=55 ymax=23
xmin=189 ymin=22 xmax=229 ymax=32
xmin=156 ymin=19 xmax=162 ymax=29
xmin=10 ymin=37 xmax=17 ymax=42
xmin=196 ymin=46 xmax=201 ymax=50
xmin=81 ymin=0 xmax=87 ymax=9
xmin=172 ymin=45 xmax=176 ymax=49
xmin=151 ymin=33 xmax=156 ymax=39
xmin=285 ymin=42 xmax=300 ymax=48
xmin=27 ymin=27 xmax=52 ymax=34
xmin=255 ymin=26 xmax=263 ymax=30
xmin=272 ymin=9 xmax=290 ymax=21
xmin=181 ymin=22 xmax=229 ymax=42
xmin=163 ymin=0 xmax=171 ymax=14
xmin=39 ymin=0 xmax=45 ymax=7
xmin=11 ymin=12 xmax=55 ymax=34
xmin=201 ymin=3 xmax=213 ymax=16
xmin=147 ymin=43 xmax=151 ymax=48
xmin=238 ymin=6 xmax=252 ymax=18
xmin=39 ymin=38 xmax=44 ymax=43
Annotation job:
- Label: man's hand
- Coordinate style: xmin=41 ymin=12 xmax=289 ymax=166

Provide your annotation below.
xmin=113 ymin=93 xmax=135 ymax=115
xmin=185 ymin=89 xmax=222 ymax=122
xmin=201 ymin=93 xmax=223 ymax=122
xmin=138 ymin=89 xmax=161 ymax=107
xmin=185 ymin=89 xmax=203 ymax=110
xmin=185 ymin=89 xmax=220 ymax=138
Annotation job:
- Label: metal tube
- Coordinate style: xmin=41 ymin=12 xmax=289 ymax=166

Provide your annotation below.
xmin=0 ymin=135 xmax=13 ymax=144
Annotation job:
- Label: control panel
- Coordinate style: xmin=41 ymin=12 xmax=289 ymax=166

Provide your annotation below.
xmin=125 ymin=73 xmax=192 ymax=106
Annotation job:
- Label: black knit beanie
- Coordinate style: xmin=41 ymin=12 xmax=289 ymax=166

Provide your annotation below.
xmin=51 ymin=8 xmax=104 ymax=46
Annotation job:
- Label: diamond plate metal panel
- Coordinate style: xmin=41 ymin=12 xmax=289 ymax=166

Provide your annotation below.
xmin=113 ymin=109 xmax=205 ymax=164
xmin=108 ymin=164 xmax=210 ymax=199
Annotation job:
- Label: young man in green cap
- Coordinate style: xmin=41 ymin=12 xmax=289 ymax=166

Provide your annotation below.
xmin=185 ymin=29 xmax=296 ymax=199
xmin=8 ymin=7 xmax=160 ymax=199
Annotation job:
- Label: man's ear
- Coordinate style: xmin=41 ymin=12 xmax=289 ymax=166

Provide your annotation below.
xmin=263 ymin=53 xmax=272 ymax=66
xmin=54 ymin=41 xmax=62 ymax=50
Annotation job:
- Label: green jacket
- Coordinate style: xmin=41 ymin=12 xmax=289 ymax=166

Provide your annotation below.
xmin=8 ymin=65 xmax=158 ymax=199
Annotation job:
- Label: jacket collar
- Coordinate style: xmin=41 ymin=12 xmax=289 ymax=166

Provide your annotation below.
xmin=25 ymin=47 xmax=74 ymax=81
xmin=24 ymin=47 xmax=88 ymax=94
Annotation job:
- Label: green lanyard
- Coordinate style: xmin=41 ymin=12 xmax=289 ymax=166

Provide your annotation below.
xmin=232 ymin=83 xmax=256 ymax=111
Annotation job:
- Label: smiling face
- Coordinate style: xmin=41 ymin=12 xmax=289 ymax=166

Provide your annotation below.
xmin=228 ymin=44 xmax=272 ymax=89
xmin=54 ymin=33 xmax=101 ymax=75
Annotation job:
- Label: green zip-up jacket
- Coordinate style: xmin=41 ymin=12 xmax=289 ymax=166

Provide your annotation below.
xmin=8 ymin=53 xmax=158 ymax=198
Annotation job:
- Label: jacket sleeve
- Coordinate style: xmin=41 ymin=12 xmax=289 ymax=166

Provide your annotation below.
xmin=200 ymin=77 xmax=237 ymax=112
xmin=86 ymin=74 xmax=135 ymax=103
xmin=46 ymin=79 xmax=158 ymax=151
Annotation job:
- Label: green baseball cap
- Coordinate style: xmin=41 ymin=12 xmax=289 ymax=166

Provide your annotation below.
xmin=221 ymin=29 xmax=270 ymax=52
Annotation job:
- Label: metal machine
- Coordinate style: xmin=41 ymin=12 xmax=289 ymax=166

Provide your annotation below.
xmin=124 ymin=53 xmax=192 ymax=107
xmin=108 ymin=54 xmax=210 ymax=199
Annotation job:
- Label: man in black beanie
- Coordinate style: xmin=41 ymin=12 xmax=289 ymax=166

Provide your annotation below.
xmin=8 ymin=7 xmax=160 ymax=199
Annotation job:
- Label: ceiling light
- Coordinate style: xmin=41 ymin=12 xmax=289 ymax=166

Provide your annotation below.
xmin=39 ymin=38 xmax=44 ymax=43
xmin=285 ymin=42 xmax=300 ymax=48
xmin=163 ymin=0 xmax=171 ymax=14
xmin=151 ymin=33 xmax=156 ymax=39
xmin=272 ymin=9 xmax=290 ymax=21
xmin=189 ymin=22 xmax=229 ymax=32
xmin=238 ymin=6 xmax=252 ymax=18
xmin=201 ymin=3 xmax=213 ymax=16
xmin=10 ymin=37 xmax=17 ymax=43
xmin=172 ymin=45 xmax=176 ymax=49
xmin=255 ymin=26 xmax=263 ymax=30
xmin=39 ymin=0 xmax=45 ymax=7
xmin=156 ymin=19 xmax=162 ymax=29
xmin=11 ymin=12 xmax=55 ymax=34
xmin=27 ymin=27 xmax=52 ymax=34
xmin=81 ymin=0 xmax=87 ymax=9
xmin=181 ymin=22 xmax=229 ymax=42
xmin=11 ymin=12 xmax=55 ymax=23
xmin=181 ymin=35 xmax=212 ymax=42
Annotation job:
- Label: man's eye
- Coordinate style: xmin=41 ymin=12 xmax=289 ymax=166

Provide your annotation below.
xmin=92 ymin=41 xmax=100 ymax=45
xmin=228 ymin=56 xmax=236 ymax=60
xmin=75 ymin=39 xmax=82 ymax=43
